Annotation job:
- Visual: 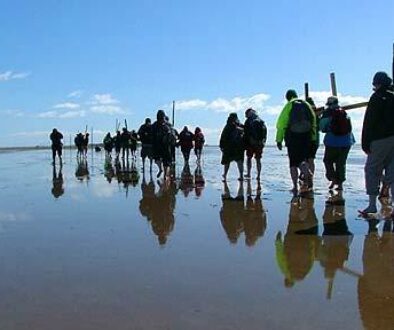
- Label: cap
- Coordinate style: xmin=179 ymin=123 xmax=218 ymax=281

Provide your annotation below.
xmin=326 ymin=96 xmax=339 ymax=106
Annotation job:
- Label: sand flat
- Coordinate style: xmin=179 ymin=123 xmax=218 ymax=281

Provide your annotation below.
xmin=0 ymin=146 xmax=392 ymax=330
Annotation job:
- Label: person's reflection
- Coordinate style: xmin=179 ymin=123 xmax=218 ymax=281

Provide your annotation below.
xmin=104 ymin=158 xmax=115 ymax=183
xmin=194 ymin=164 xmax=205 ymax=198
xmin=220 ymin=181 xmax=245 ymax=244
xmin=358 ymin=220 xmax=394 ymax=329
xmin=318 ymin=191 xmax=353 ymax=299
xmin=51 ymin=164 xmax=64 ymax=198
xmin=149 ymin=179 xmax=177 ymax=246
xmin=179 ymin=163 xmax=194 ymax=197
xmin=244 ymin=180 xmax=267 ymax=246
xmin=139 ymin=174 xmax=156 ymax=221
xmin=276 ymin=196 xmax=319 ymax=288
xmin=116 ymin=159 xmax=140 ymax=196
xmin=75 ymin=157 xmax=89 ymax=182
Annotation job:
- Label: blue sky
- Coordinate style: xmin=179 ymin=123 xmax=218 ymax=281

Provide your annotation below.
xmin=1 ymin=0 xmax=393 ymax=146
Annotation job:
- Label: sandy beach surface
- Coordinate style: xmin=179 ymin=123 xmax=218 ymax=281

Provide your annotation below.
xmin=0 ymin=146 xmax=392 ymax=330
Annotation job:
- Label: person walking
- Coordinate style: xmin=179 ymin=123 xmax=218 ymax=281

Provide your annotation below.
xmin=276 ymin=90 xmax=317 ymax=193
xmin=103 ymin=132 xmax=114 ymax=158
xmin=50 ymin=128 xmax=63 ymax=165
xmin=178 ymin=126 xmax=194 ymax=164
xmin=219 ymin=112 xmax=244 ymax=182
xmin=137 ymin=118 xmax=154 ymax=172
xmin=243 ymin=108 xmax=267 ymax=181
xmin=320 ymin=96 xmax=355 ymax=191
xmin=361 ymin=71 xmax=394 ymax=215
xmin=193 ymin=127 xmax=205 ymax=163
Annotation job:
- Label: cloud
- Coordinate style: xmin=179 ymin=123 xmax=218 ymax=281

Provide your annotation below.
xmin=68 ymin=90 xmax=83 ymax=98
xmin=2 ymin=109 xmax=25 ymax=117
xmin=0 ymin=71 xmax=30 ymax=81
xmin=174 ymin=93 xmax=271 ymax=113
xmin=10 ymin=130 xmax=50 ymax=137
xmin=89 ymin=93 xmax=124 ymax=115
xmin=92 ymin=93 xmax=119 ymax=105
xmin=53 ymin=102 xmax=80 ymax=109
xmin=90 ymin=105 xmax=124 ymax=115
xmin=37 ymin=111 xmax=58 ymax=118
xmin=59 ymin=110 xmax=86 ymax=118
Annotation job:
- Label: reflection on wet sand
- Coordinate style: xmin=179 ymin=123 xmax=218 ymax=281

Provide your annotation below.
xmin=276 ymin=195 xmax=319 ymax=287
xmin=75 ymin=158 xmax=90 ymax=182
xmin=220 ymin=180 xmax=266 ymax=246
xmin=51 ymin=164 xmax=64 ymax=198
xmin=139 ymin=177 xmax=177 ymax=245
xmin=319 ymin=191 xmax=354 ymax=299
xmin=114 ymin=159 xmax=140 ymax=196
xmin=358 ymin=220 xmax=394 ymax=329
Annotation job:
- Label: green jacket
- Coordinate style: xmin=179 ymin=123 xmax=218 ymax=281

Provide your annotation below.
xmin=276 ymin=98 xmax=317 ymax=143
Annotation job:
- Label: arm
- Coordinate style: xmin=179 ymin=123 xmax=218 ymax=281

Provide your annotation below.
xmin=275 ymin=102 xmax=292 ymax=143
xmin=361 ymin=95 xmax=378 ymax=153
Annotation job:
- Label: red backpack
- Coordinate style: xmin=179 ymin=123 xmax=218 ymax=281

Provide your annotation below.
xmin=330 ymin=109 xmax=351 ymax=136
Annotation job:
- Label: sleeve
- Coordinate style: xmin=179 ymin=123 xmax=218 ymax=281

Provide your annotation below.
xmin=275 ymin=102 xmax=292 ymax=143
xmin=361 ymin=95 xmax=377 ymax=153
xmin=219 ymin=126 xmax=228 ymax=149
xmin=309 ymin=105 xmax=317 ymax=142
xmin=319 ymin=116 xmax=331 ymax=133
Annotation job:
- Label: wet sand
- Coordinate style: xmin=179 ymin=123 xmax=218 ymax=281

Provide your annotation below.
xmin=0 ymin=146 xmax=392 ymax=330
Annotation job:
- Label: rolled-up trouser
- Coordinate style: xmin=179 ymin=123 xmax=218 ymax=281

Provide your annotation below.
xmin=323 ymin=146 xmax=351 ymax=183
xmin=365 ymin=135 xmax=394 ymax=196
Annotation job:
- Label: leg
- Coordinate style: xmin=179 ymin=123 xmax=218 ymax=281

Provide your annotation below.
xmin=246 ymin=157 xmax=252 ymax=178
xmin=335 ymin=147 xmax=350 ymax=190
xmin=236 ymin=160 xmax=244 ymax=180
xmin=256 ymin=158 xmax=262 ymax=181
xmin=323 ymin=147 xmax=336 ymax=184
xmin=290 ymin=166 xmax=298 ymax=192
xmin=223 ymin=163 xmax=230 ymax=181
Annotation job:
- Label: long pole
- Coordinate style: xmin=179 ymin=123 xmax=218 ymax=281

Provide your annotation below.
xmin=172 ymin=100 xmax=175 ymax=126
xmin=392 ymin=42 xmax=394 ymax=81
xmin=330 ymin=72 xmax=338 ymax=96
xmin=304 ymin=82 xmax=309 ymax=100
xmin=91 ymin=127 xmax=94 ymax=152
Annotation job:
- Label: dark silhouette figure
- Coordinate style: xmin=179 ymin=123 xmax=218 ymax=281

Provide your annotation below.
xmin=220 ymin=180 xmax=266 ymax=246
xmin=194 ymin=164 xmax=205 ymax=198
xmin=318 ymin=192 xmax=353 ymax=299
xmin=149 ymin=180 xmax=177 ymax=245
xmin=275 ymin=196 xmax=319 ymax=287
xmin=51 ymin=164 xmax=64 ymax=198
xmin=75 ymin=158 xmax=90 ymax=182
xmin=50 ymin=128 xmax=63 ymax=164
xmin=179 ymin=163 xmax=194 ymax=197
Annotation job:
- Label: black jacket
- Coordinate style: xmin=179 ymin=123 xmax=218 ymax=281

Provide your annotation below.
xmin=362 ymin=88 xmax=394 ymax=153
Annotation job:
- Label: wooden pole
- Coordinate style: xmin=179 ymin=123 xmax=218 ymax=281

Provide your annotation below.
xmin=172 ymin=100 xmax=175 ymax=126
xmin=91 ymin=127 xmax=94 ymax=152
xmin=124 ymin=119 xmax=128 ymax=130
xmin=330 ymin=72 xmax=338 ymax=96
xmin=304 ymin=82 xmax=309 ymax=100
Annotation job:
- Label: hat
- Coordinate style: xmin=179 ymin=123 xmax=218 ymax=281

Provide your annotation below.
xmin=372 ymin=71 xmax=392 ymax=87
xmin=326 ymin=96 xmax=339 ymax=106
xmin=157 ymin=109 xmax=166 ymax=120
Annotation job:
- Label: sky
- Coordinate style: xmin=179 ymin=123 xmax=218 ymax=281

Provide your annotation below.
xmin=0 ymin=0 xmax=393 ymax=147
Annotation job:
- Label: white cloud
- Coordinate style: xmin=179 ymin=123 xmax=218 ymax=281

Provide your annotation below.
xmin=0 ymin=71 xmax=30 ymax=81
xmin=38 ymin=110 xmax=58 ymax=118
xmin=68 ymin=90 xmax=83 ymax=98
xmin=92 ymin=93 xmax=119 ymax=105
xmin=10 ymin=130 xmax=50 ymax=137
xmin=173 ymin=93 xmax=271 ymax=113
xmin=53 ymin=102 xmax=80 ymax=109
xmin=90 ymin=105 xmax=124 ymax=115
xmin=59 ymin=110 xmax=86 ymax=118
xmin=2 ymin=109 xmax=25 ymax=117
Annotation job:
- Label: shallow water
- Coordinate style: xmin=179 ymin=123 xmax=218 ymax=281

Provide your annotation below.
xmin=0 ymin=146 xmax=392 ymax=330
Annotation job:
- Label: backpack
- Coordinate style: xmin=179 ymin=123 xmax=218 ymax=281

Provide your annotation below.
xmin=158 ymin=123 xmax=177 ymax=147
xmin=249 ymin=118 xmax=267 ymax=145
xmin=288 ymin=100 xmax=312 ymax=133
xmin=330 ymin=109 xmax=351 ymax=135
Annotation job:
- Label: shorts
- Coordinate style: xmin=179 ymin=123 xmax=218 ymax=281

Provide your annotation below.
xmin=286 ymin=132 xmax=311 ymax=168
xmin=141 ymin=144 xmax=153 ymax=159
xmin=221 ymin=148 xmax=244 ymax=165
xmin=246 ymin=146 xmax=263 ymax=159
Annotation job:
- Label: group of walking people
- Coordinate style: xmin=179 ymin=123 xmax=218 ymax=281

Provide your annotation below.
xmin=50 ymin=71 xmax=394 ymax=216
